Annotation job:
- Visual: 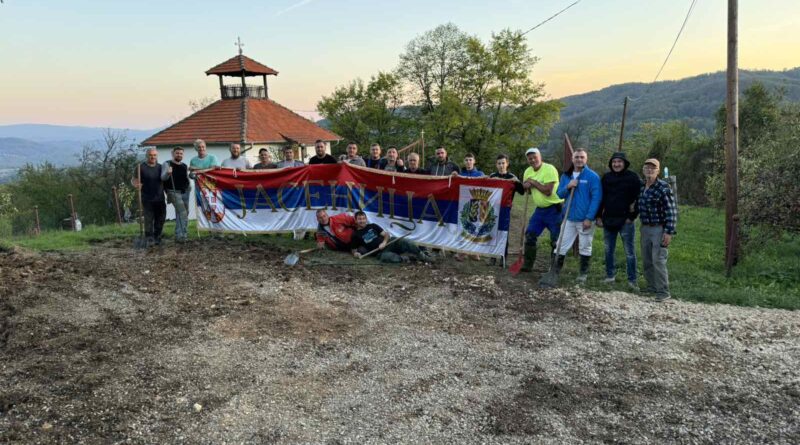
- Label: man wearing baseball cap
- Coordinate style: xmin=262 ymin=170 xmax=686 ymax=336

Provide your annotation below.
xmin=638 ymin=158 xmax=678 ymax=302
xmin=520 ymin=147 xmax=564 ymax=272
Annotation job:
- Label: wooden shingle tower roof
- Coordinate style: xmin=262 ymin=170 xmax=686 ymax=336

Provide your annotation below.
xmin=142 ymin=41 xmax=338 ymax=147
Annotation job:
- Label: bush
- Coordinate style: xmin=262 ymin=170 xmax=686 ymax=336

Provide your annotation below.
xmin=5 ymin=130 xmax=139 ymax=234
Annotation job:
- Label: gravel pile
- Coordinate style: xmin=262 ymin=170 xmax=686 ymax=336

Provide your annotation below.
xmin=0 ymin=240 xmax=798 ymax=444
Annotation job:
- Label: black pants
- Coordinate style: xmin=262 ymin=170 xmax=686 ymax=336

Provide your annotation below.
xmin=143 ymin=200 xmax=166 ymax=240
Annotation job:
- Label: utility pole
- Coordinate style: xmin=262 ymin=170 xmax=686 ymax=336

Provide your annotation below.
xmin=618 ymin=96 xmax=629 ymax=151
xmin=724 ymin=0 xmax=739 ymax=275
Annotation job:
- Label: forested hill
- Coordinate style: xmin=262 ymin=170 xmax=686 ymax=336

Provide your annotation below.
xmin=552 ymin=67 xmax=800 ymax=136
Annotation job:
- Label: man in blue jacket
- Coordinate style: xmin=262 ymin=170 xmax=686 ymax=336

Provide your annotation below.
xmin=554 ymin=148 xmax=602 ymax=284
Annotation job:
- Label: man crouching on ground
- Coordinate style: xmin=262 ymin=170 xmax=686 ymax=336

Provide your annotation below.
xmin=350 ymin=211 xmax=430 ymax=263
xmin=315 ymin=209 xmax=356 ymax=251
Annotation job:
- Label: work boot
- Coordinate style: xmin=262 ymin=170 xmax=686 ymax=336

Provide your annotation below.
xmin=576 ymin=255 xmax=591 ymax=284
xmin=550 ymin=241 xmax=558 ymax=262
xmin=520 ymin=244 xmax=537 ymax=272
xmin=554 ymin=254 xmax=566 ymax=274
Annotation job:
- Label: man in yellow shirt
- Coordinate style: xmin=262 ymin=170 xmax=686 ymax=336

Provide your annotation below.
xmin=520 ymin=147 xmax=564 ymax=272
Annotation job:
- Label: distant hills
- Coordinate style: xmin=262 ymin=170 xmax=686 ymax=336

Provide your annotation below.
xmin=3 ymin=67 xmax=799 ymax=171
xmin=0 ymin=125 xmax=160 ymax=168
xmin=548 ymin=67 xmax=800 ymax=146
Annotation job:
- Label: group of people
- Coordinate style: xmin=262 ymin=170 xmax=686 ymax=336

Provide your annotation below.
xmin=518 ymin=147 xmax=677 ymax=302
xmin=132 ymin=138 xmax=677 ymax=300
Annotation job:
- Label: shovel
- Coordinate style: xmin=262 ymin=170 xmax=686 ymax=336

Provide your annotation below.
xmin=133 ymin=164 xmax=149 ymax=249
xmin=538 ymin=188 xmax=575 ymax=289
xmin=508 ymin=190 xmax=531 ymax=275
xmin=284 ymin=246 xmax=320 ymax=266
xmin=357 ymin=233 xmax=410 ymax=259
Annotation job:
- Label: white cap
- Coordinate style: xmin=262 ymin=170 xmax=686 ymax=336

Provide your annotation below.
xmin=525 ymin=147 xmax=540 ymax=156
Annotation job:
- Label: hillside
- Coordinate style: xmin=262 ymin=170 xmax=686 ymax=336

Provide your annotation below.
xmin=0 ymin=137 xmax=84 ymax=168
xmin=0 ymin=125 xmax=160 ymax=169
xmin=546 ymin=67 xmax=800 ymax=147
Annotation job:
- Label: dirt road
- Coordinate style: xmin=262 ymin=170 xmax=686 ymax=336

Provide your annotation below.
xmin=1 ymin=239 xmax=798 ymax=444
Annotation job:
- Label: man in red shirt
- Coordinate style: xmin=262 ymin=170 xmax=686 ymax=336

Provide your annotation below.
xmin=315 ymin=209 xmax=356 ymax=251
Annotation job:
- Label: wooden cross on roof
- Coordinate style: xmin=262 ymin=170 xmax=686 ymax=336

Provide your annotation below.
xmin=235 ymin=36 xmax=244 ymax=55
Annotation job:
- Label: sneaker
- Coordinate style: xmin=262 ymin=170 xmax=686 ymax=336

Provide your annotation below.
xmin=575 ymin=274 xmax=588 ymax=284
xmin=603 ymin=276 xmax=616 ymax=284
xmin=627 ymin=281 xmax=640 ymax=292
xmin=655 ymin=294 xmax=671 ymax=302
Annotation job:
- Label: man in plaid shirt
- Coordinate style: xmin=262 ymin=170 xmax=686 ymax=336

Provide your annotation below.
xmin=637 ymin=158 xmax=678 ymax=302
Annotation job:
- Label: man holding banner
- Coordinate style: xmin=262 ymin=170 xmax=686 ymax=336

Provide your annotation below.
xmin=194 ymin=164 xmax=516 ymax=260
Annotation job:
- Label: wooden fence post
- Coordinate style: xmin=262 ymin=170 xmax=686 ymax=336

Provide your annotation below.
xmin=68 ymin=194 xmax=76 ymax=231
xmin=112 ymin=186 xmax=122 ymax=225
xmin=33 ymin=205 xmax=41 ymax=236
xmin=667 ymin=176 xmax=678 ymax=207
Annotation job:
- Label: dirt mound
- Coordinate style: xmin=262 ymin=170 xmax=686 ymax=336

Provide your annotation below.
xmin=1 ymin=240 xmax=798 ymax=444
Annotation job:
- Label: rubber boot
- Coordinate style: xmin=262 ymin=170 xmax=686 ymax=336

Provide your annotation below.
xmin=520 ymin=243 xmax=537 ymax=272
xmin=554 ymin=255 xmax=565 ymax=274
xmin=576 ymin=255 xmax=591 ymax=284
xmin=550 ymin=241 xmax=558 ymax=262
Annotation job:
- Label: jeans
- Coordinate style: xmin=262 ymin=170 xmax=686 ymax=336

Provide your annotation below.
xmin=604 ymin=222 xmax=637 ymax=282
xmin=167 ymin=190 xmax=190 ymax=240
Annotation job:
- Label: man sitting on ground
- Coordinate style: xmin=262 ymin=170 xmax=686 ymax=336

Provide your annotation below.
xmin=315 ymin=209 xmax=356 ymax=251
xmin=308 ymin=139 xmax=337 ymax=164
xmin=350 ymin=211 xmax=429 ymax=263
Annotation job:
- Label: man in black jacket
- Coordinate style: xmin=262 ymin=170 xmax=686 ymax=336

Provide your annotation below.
xmin=132 ymin=148 xmax=166 ymax=246
xmin=161 ymin=147 xmax=191 ymax=243
xmin=596 ymin=152 xmax=642 ymax=291
xmin=308 ymin=140 xmax=338 ymax=164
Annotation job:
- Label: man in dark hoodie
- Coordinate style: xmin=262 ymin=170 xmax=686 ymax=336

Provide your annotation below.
xmin=596 ymin=152 xmax=642 ymax=291
xmin=429 ymin=146 xmax=460 ymax=176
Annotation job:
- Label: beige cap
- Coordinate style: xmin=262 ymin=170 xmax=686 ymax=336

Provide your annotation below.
xmin=644 ymin=158 xmax=660 ymax=170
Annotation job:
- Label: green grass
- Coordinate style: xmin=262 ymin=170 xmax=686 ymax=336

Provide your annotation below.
xmin=3 ymin=221 xmax=195 ymax=251
xmin=511 ymin=194 xmax=800 ymax=309
xmin=4 ymin=203 xmax=799 ymax=310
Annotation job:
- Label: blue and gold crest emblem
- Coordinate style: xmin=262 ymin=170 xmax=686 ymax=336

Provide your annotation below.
xmin=460 ymin=188 xmax=497 ymax=243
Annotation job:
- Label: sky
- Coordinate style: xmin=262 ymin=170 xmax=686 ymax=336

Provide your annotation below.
xmin=0 ymin=0 xmax=798 ymax=129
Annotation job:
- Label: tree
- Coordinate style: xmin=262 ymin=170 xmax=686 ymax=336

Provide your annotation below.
xmin=317 ymin=72 xmax=412 ymax=149
xmin=397 ymin=23 xmax=469 ymax=113
xmin=6 ymin=129 xmax=139 ymax=233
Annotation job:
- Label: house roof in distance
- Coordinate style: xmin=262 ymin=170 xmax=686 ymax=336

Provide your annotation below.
xmin=141 ymin=98 xmax=340 ymax=146
xmin=205 ymin=54 xmax=279 ymax=77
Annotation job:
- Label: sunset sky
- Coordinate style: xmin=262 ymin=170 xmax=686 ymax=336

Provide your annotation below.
xmin=1 ymin=0 xmax=798 ymax=129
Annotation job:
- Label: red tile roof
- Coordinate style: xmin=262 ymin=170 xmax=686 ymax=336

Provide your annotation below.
xmin=141 ymin=98 xmax=340 ymax=146
xmin=205 ymin=55 xmax=279 ymax=76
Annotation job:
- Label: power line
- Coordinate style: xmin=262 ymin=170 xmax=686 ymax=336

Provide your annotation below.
xmin=521 ymin=0 xmax=583 ymax=36
xmin=629 ymin=0 xmax=700 ymax=101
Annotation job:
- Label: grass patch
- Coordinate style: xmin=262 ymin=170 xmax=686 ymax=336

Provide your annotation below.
xmin=6 ymin=201 xmax=799 ymax=309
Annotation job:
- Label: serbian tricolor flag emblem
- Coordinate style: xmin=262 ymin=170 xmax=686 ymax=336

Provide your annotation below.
xmin=194 ymin=163 xmax=518 ymax=259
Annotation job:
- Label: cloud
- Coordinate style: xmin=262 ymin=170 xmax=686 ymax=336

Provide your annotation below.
xmin=275 ymin=0 xmax=314 ymax=16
